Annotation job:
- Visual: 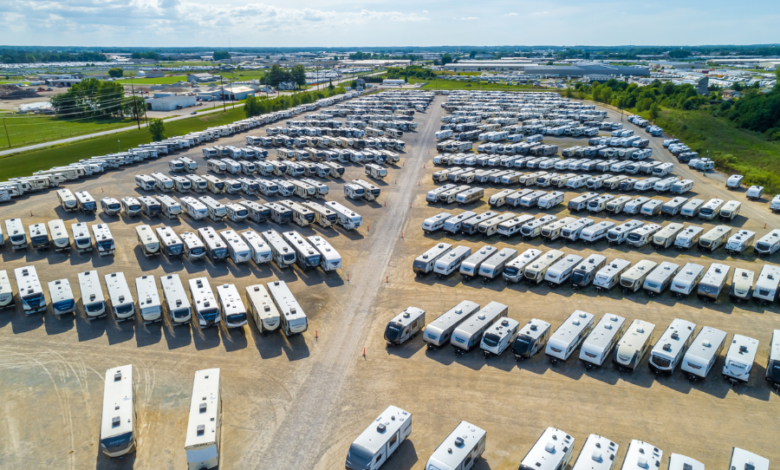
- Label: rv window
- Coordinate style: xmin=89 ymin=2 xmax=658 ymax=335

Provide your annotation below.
xmin=653 ymin=356 xmax=672 ymax=368
xmin=389 ymin=434 xmax=398 ymax=446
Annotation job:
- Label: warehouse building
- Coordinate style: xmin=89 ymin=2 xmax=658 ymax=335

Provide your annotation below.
xmin=187 ymin=73 xmax=219 ymax=83
xmin=444 ymin=62 xmax=650 ymax=77
xmin=382 ymin=79 xmax=406 ymax=86
xmin=144 ymin=94 xmax=197 ymax=111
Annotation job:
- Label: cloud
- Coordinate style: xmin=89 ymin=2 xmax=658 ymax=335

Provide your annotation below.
xmin=504 ymin=12 xmax=518 ymax=16
xmin=422 ymin=10 xmax=428 ymax=13
xmin=460 ymin=16 xmax=478 ymax=20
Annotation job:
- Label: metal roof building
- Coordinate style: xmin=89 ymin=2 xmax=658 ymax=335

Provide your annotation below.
xmin=444 ymin=62 xmax=650 ymax=77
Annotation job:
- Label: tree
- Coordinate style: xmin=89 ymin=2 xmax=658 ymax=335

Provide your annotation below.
xmin=122 ymin=97 xmax=146 ymax=120
xmin=244 ymin=96 xmax=260 ymax=118
xmin=50 ymin=78 xmax=125 ymax=119
xmin=649 ymin=102 xmax=660 ymax=120
xmin=149 ymin=118 xmax=165 ymax=141
xmin=108 ymin=68 xmax=123 ymax=78
xmin=131 ymin=52 xmax=159 ymax=60
xmin=441 ymin=53 xmax=453 ymax=66
xmin=328 ymin=80 xmax=334 ymax=90
xmin=291 ymin=64 xmax=306 ymax=88
xmin=213 ymin=51 xmax=231 ymax=61
xmin=267 ymin=64 xmax=291 ymax=87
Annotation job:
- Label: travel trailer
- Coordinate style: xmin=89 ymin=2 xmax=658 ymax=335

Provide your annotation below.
xmin=423 ymin=300 xmax=481 ymax=349
xmin=730 ymin=268 xmax=755 ymax=302
xmin=670 ymin=263 xmax=705 ymax=298
xmin=579 ymin=314 xmax=627 ymax=369
xmin=100 ymin=365 xmax=136 ymax=457
xmin=413 ymin=243 xmax=453 ymax=276
xmin=570 ymin=254 xmax=607 ymax=289
xmin=545 ymin=310 xmax=595 ymax=364
xmin=613 ymin=319 xmax=656 ymax=372
xmin=160 ymin=274 xmax=191 ymax=325
xmin=643 ymin=262 xmax=680 ymax=296
xmin=268 ymin=280 xmax=308 ymax=336
xmin=450 ymin=301 xmax=508 ymax=353
xmin=680 ymin=326 xmax=727 ymax=381
xmin=512 ymin=319 xmax=551 ymax=361
xmin=697 ymin=263 xmax=731 ymax=302
xmin=245 ymin=284 xmax=280 ymax=333
xmin=345 ymin=406 xmax=412 ymax=470
xmin=620 ymin=260 xmax=658 ymax=294
xmin=135 ymin=274 xmax=162 ymax=323
xmin=184 ymin=369 xmax=221 ymax=470
xmin=649 ymin=319 xmax=697 ymax=375
xmin=593 ymin=259 xmax=632 ymax=291
xmin=105 ymin=272 xmax=135 ymax=321
xmin=424 ymin=421 xmax=486 ymax=470
xmin=723 ymin=334 xmax=759 ymax=385
xmin=384 ymin=307 xmax=426 ymax=347
xmin=518 ymin=428 xmax=575 ymax=470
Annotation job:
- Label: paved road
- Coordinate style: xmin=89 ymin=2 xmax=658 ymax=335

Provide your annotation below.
xmin=257 ymin=97 xmax=443 ymax=470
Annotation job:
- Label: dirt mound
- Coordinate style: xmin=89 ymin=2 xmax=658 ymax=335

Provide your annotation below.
xmin=0 ymin=85 xmax=39 ymax=99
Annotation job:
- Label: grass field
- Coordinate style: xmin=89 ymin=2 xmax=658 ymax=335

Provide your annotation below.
xmin=1 ymin=115 xmax=137 ymax=149
xmin=408 ymin=78 xmax=548 ymax=91
xmin=653 ymin=108 xmax=780 ymax=193
xmin=119 ymin=75 xmax=191 ymax=85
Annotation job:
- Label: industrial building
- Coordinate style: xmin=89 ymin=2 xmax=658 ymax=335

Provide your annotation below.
xmin=383 ymin=79 xmax=406 ymax=86
xmin=144 ymin=93 xmax=197 ymax=111
xmin=138 ymin=71 xmax=165 ymax=78
xmin=196 ymin=85 xmax=255 ymax=101
xmin=187 ymin=73 xmax=219 ymax=83
xmin=444 ymin=61 xmax=650 ymax=77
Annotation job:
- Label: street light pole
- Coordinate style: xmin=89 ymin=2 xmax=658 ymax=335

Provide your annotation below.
xmin=117 ymin=140 xmax=120 ymax=152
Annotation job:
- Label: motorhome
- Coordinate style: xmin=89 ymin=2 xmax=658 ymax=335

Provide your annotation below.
xmin=576 ymin=221 xmax=614 ymax=245
xmin=267 ymin=280 xmax=308 ymax=336
xmin=245 ymin=284 xmax=280 ymax=333
xmin=478 ymin=248 xmax=517 ymax=282
xmin=180 ymin=231 xmax=206 ymax=262
xmin=92 ymin=224 xmax=115 ymax=256
xmin=135 ymin=275 xmax=162 ymax=323
xmin=722 ymin=334 xmax=759 ymax=384
xmin=627 ymin=224 xmax=662 ymax=248
xmin=643 ymin=262 xmax=680 ymax=295
xmin=135 ymin=174 xmax=156 ymax=191
xmin=74 ymin=190 xmax=97 ymax=213
xmin=620 ymin=260 xmax=657 ymax=294
xmin=135 ymin=225 xmax=160 ymax=257
xmin=413 ymin=243 xmax=453 ymax=276
xmin=545 ymin=254 xmax=584 ymax=287
xmin=699 ymin=225 xmax=732 ymax=252
xmin=423 ymin=300 xmax=481 ymax=349
xmin=524 ymin=250 xmax=565 ymax=285
xmin=278 ymin=199 xmax=316 ymax=227
xmin=198 ymin=196 xmax=227 ymax=222
xmin=517 ymin=427 xmax=575 ymax=470
xmin=571 ymin=254 xmax=607 ymax=288
xmin=261 ymin=229 xmax=296 ymax=269
xmin=649 ymin=318 xmax=697 ymax=374
xmin=197 ymin=227 xmax=228 ymax=262
xmin=216 ymin=283 xmax=248 ymax=328
xmin=188 ymin=277 xmax=220 ymax=328
xmin=46 ymin=278 xmax=75 ymax=317
xmin=434 ymin=246 xmax=472 ymax=278
xmin=100 ymin=365 xmax=136 ymax=458
xmin=512 ymin=319 xmax=551 ymax=361
xmin=680 ymin=326 xmax=727 ymax=381
xmin=699 ymin=198 xmax=724 ymax=220
xmin=352 ymin=179 xmax=381 ymax=201
xmin=184 ymin=369 xmax=221 ymax=470
xmin=156 ymin=194 xmax=182 ymax=220
xmin=613 ymin=319 xmax=656 ymax=371
xmin=725 ymin=230 xmax=755 ymax=254
xmin=345 ymin=405 xmax=412 ymax=470
xmin=755 ymin=229 xmax=780 ymax=256
xmin=753 ymin=264 xmax=780 ymax=305
xmin=567 ymin=192 xmax=599 ymax=212
xmin=105 ymin=272 xmax=135 ymax=321
xmin=571 ymin=435 xmax=619 ymax=470
xmin=520 ymin=215 xmax=557 ymax=239
xmin=55 ymin=188 xmax=78 ymax=211
xmin=325 ymin=201 xmax=362 ymax=230
xmin=424 ymin=421 xmax=486 ymax=470
xmin=607 ymin=220 xmax=644 ymax=245
xmin=451 ymin=301 xmax=508 ymax=353
xmin=623 ymin=197 xmax=650 ymax=215
xmin=159 ymin=274 xmax=191 ymax=325
xmin=546 ymin=310 xmax=595 ymax=364
xmin=138 ymin=195 xmax=161 ymax=218
xmin=580 ymin=314 xmax=627 ymax=369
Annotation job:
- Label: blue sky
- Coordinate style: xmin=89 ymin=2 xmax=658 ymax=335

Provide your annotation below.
xmin=2 ymin=0 xmax=778 ymax=48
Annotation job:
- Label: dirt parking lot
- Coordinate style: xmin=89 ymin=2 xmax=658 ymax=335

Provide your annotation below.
xmin=0 ymin=94 xmax=778 ymax=470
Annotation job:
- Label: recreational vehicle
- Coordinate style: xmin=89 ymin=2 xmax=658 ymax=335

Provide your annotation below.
xmin=424 ymin=421 xmax=486 ymax=470
xmin=622 ymin=441 xmax=663 ymax=470
xmin=135 ymin=225 xmax=160 ymax=257
xmin=699 ymin=198 xmax=724 ymax=220
xmin=159 ymin=274 xmax=191 ymax=325
xmin=100 ymin=365 xmax=136 ymax=457
xmin=157 ymin=194 xmax=182 ymax=219
xmin=267 ymin=280 xmax=308 ymax=336
xmin=728 ymin=449 xmax=769 ymax=470
xmin=613 ymin=319 xmax=656 ymax=371
xmin=197 ymin=227 xmax=228 ymax=262
xmin=57 ymin=188 xmax=78 ymax=211
xmin=765 ymin=329 xmax=780 ymax=389
xmin=423 ymin=212 xmax=453 ymax=234
xmin=262 ymin=229 xmax=296 ymax=269
xmin=413 ymin=243 xmax=453 ymax=276
xmin=105 ymin=272 xmax=135 ymax=321
xmin=184 ymin=369 xmax=221 ymax=470
xmin=434 ymin=246 xmax=472 ymax=278
xmin=135 ymin=275 xmax=162 ymax=323
xmin=135 ymin=174 xmax=156 ymax=191
xmin=643 ymin=262 xmax=680 ymax=295
xmin=479 ymin=248 xmax=517 ymax=282
xmin=681 ymin=326 xmax=727 ymax=381
xmin=100 ymin=197 xmax=122 ymax=216
xmin=730 ymin=268 xmax=755 ymax=302
xmin=699 ymin=225 xmax=732 ymax=252
xmin=670 ymin=263 xmax=705 ymax=298
xmin=181 ymin=232 xmax=206 ymax=261
xmin=697 ymin=263 xmax=731 ymax=302
xmin=245 ymin=284 xmax=280 ymax=333
xmin=580 ymin=221 xmax=616 ymax=244
xmin=606 ymin=220 xmax=644 ymax=245
xmin=570 ymin=254 xmax=607 ymax=288
xmin=649 ymin=319 xmax=697 ymax=374
xmin=384 ymin=307 xmax=425 ymax=346
xmin=674 ymin=225 xmax=704 ymax=250
xmin=620 ymin=260 xmax=657 ymax=293
xmin=520 ymin=215 xmax=557 ymax=239
xmin=180 ymin=196 xmax=208 ymax=220
xmin=639 ymin=199 xmax=663 ymax=218
xmin=622 ymin=197 xmax=650 ymax=215
xmin=325 ymin=201 xmax=362 ymax=229
xmin=120 ymin=197 xmax=142 ymax=217
xmin=517 ymin=428 xmax=575 ymax=470
xmin=568 ymin=192 xmax=599 ymax=212
xmin=480 ymin=318 xmax=520 ymax=358
xmin=593 ymin=259 xmax=632 ymax=291
xmin=524 ymin=250 xmax=565 ymax=285
xmin=216 ymin=283 xmax=248 ymax=328
xmin=138 ymin=195 xmax=161 ymax=217
xmin=545 ymin=254 xmax=584 ymax=287
xmin=755 ymin=229 xmax=780 ymax=257
xmin=512 ymin=319 xmax=551 ymax=361
xmin=451 ymin=301 xmax=508 ymax=353
xmin=580 ymin=314 xmax=627 ymax=369
xmin=199 ymin=196 xmax=227 ymax=222
xmin=92 ymin=224 xmax=115 ymax=256
xmin=723 ymin=334 xmax=759 ymax=384
xmin=561 ymin=218 xmax=595 ymax=242
xmin=345 ymin=406 xmax=413 ymax=470
xmin=680 ymin=198 xmax=704 ymax=218
xmin=423 ymin=300 xmax=481 ymax=349
xmin=753 ymin=264 xmax=780 ymax=305
xmin=545 ymin=310 xmax=595 ymax=364
xmin=725 ymin=230 xmax=755 ymax=254
xmin=572 ymin=435 xmax=619 ymax=470
xmin=188 ymin=277 xmax=220 ymax=328
xmin=652 ymin=223 xmax=685 ymax=249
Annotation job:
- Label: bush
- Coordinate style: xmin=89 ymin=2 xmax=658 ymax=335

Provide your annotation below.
xmin=149 ymin=118 xmax=165 ymax=141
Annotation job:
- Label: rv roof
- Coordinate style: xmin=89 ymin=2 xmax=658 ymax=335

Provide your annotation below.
xmin=520 ymin=427 xmax=575 ymax=470
xmin=351 ymin=406 xmax=411 ymax=455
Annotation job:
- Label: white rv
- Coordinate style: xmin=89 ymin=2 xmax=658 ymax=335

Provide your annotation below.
xmin=649 ymin=319 xmax=697 ymax=374
xmin=502 ymin=249 xmax=543 ymax=283
xmin=730 ymin=268 xmax=755 ymax=302
xmin=45 ymin=219 xmax=68 ymax=251
xmin=121 ymin=196 xmax=142 ymax=217
xmin=518 ymin=428 xmax=575 ymax=470
xmin=157 ymin=194 xmax=182 ymax=219
xmin=384 ymin=307 xmax=425 ymax=347
xmin=57 ymin=188 xmax=78 ymax=211
xmin=307 ymin=235 xmax=342 ymax=272
xmin=184 ymin=369 xmax=221 ymax=470
xmin=156 ymin=227 xmax=183 ymax=258
xmin=267 ymin=280 xmax=308 ymax=336
xmin=766 ymin=329 xmax=780 ymax=389
xmin=239 ymin=230 xmax=272 ymax=265
xmin=681 ymin=326 xmax=727 ymax=381
xmin=325 ymin=201 xmax=362 ymax=230
xmin=643 ymin=262 xmax=680 ymax=295
xmin=571 ymin=254 xmax=607 ymax=289
xmin=220 ymin=230 xmax=252 ymax=265
xmin=198 ymin=227 xmax=228 ymax=262
xmin=723 ymin=334 xmax=759 ymax=384
xmin=105 ymin=272 xmax=135 ymax=321
xmin=725 ymin=230 xmax=755 ymax=254
xmin=261 ymin=229 xmax=296 ymax=269
xmin=246 ymin=284 xmax=280 ymax=333
xmin=100 ymin=365 xmax=136 ymax=457
xmin=28 ymin=223 xmax=49 ymax=250
xmin=451 ymin=301 xmax=508 ymax=353
xmin=424 ymin=421 xmax=486 ymax=470
xmin=345 ymin=405 xmax=413 ymax=470
xmin=621 ymin=441 xmax=662 ymax=470
xmin=135 ymin=275 xmax=162 ymax=323
xmin=138 ymin=195 xmax=161 ymax=217
xmin=753 ymin=264 xmax=780 ymax=305
xmin=5 ymin=218 xmax=27 ymax=250
xmin=755 ymin=229 xmax=780 ymax=257
xmin=545 ymin=310 xmax=595 ymax=364
xmin=728 ymin=449 xmax=769 ymax=470
xmin=524 ymin=250 xmax=565 ymax=285
xmin=613 ymin=319 xmax=656 ymax=371
xmin=620 ymin=260 xmax=658 ymax=293
xmin=423 ymin=212 xmax=453 ymax=233
xmin=92 ymin=224 xmax=115 ymax=256
xmin=512 ymin=319 xmax=551 ymax=361
xmin=434 ymin=246 xmax=472 ymax=278
xmin=580 ymin=221 xmax=616 ymax=244
xmin=606 ymin=220 xmax=644 ymax=245
xmin=136 ymin=224 xmax=160 ymax=257
xmin=544 ymin=254 xmax=584 ymax=287
xmin=423 ymin=300 xmax=481 ymax=349
xmin=216 ymin=283 xmax=248 ymax=328
xmin=48 ymin=278 xmax=76 ymax=317
xmin=652 ymin=223 xmax=685 ymax=249
xmin=199 ymin=196 xmax=227 ymax=222
xmin=413 ymin=243 xmax=453 ymax=276
xmin=719 ymin=200 xmax=742 ymax=221
xmin=160 ymin=274 xmax=191 ymax=325
xmin=561 ymin=218 xmax=595 ymax=242
xmin=181 ymin=232 xmax=207 ymax=261
xmin=480 ymin=318 xmax=520 ymax=358
xmin=135 ymin=174 xmax=156 ymax=191
xmin=699 ymin=198 xmax=724 ymax=220
xmin=78 ymin=270 xmax=106 ymax=319
xmin=680 ymin=198 xmax=704 ymax=218
xmin=580 ymin=314 xmax=627 ymax=369
xmin=697 ymin=263 xmax=731 ymax=302
xmin=572 ymin=435 xmax=619 ymax=470
xmin=670 ymin=263 xmax=705 ymax=298
xmin=188 ymin=277 xmax=220 ymax=328
xmin=674 ymin=225 xmax=704 ymax=250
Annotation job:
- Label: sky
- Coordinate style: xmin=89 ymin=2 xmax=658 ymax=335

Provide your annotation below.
xmin=2 ymin=0 xmax=779 ymax=48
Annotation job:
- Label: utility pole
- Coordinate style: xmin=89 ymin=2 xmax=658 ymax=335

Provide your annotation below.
xmin=2 ymin=117 xmax=10 ymax=149
xmin=220 ymin=76 xmax=226 ymax=112
xmin=130 ymin=81 xmax=141 ymax=130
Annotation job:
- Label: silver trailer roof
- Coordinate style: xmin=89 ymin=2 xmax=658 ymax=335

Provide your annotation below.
xmin=668 ymin=454 xmax=704 ymax=470
xmin=548 ymin=310 xmax=595 ymax=351
xmin=651 ymin=319 xmax=697 ymax=362
xmin=101 ymin=365 xmax=134 ymax=442
xmin=671 ymin=263 xmax=705 ymax=289
xmin=388 ymin=307 xmax=425 ymax=329
xmin=574 ymin=254 xmax=607 ymax=275
xmin=615 ymin=320 xmax=655 ymax=363
xmin=481 ymin=248 xmax=517 ymax=270
xmin=724 ymin=334 xmax=759 ymax=369
xmin=427 ymin=421 xmax=486 ymax=470
xmin=572 ymin=434 xmax=619 ymax=470
xmin=518 ymin=319 xmax=551 ymax=342
xmin=700 ymin=263 xmax=730 ymax=290
xmin=546 ymin=254 xmax=583 ymax=278
xmin=771 ymin=329 xmax=780 ymax=363
xmin=506 ymin=248 xmax=543 ymax=271
xmin=730 ymin=448 xmax=769 ymax=470
xmin=415 ymin=243 xmax=452 ymax=265
xmin=350 ymin=405 xmax=411 ymax=456
xmin=683 ymin=326 xmax=727 ymax=370
xmin=435 ymin=246 xmax=472 ymax=269
xmin=654 ymin=223 xmax=684 ymax=240
xmin=425 ymin=301 xmax=481 ymax=337
xmin=453 ymin=301 xmax=508 ymax=339
xmin=520 ymin=427 xmax=575 ymax=470
xmin=581 ymin=314 xmax=626 ymax=358
xmin=645 ymin=262 xmax=680 ymax=286
xmin=622 ymin=260 xmax=657 ymax=282
xmin=443 ymin=211 xmax=476 ymax=229
xmin=622 ymin=440 xmax=662 ymax=470
xmin=461 ymin=245 xmax=496 ymax=268
xmin=184 ymin=368 xmax=221 ymax=449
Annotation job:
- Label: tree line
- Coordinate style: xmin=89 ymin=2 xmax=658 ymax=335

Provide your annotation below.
xmin=50 ymin=78 xmax=144 ymax=120
xmin=384 ymin=66 xmax=437 ymax=80
xmin=714 ymin=69 xmax=780 ymax=140
xmin=573 ymin=79 xmax=708 ymax=114
xmin=261 ymin=64 xmax=307 ymax=88
xmin=1 ymin=50 xmax=108 ymax=64
xmin=243 ymin=86 xmax=346 ymax=118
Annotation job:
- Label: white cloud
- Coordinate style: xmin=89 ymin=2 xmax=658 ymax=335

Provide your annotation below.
xmin=504 ymin=12 xmax=518 ymax=16
xmin=460 ymin=16 xmax=478 ymax=20
xmin=422 ymin=10 xmax=428 ymax=13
